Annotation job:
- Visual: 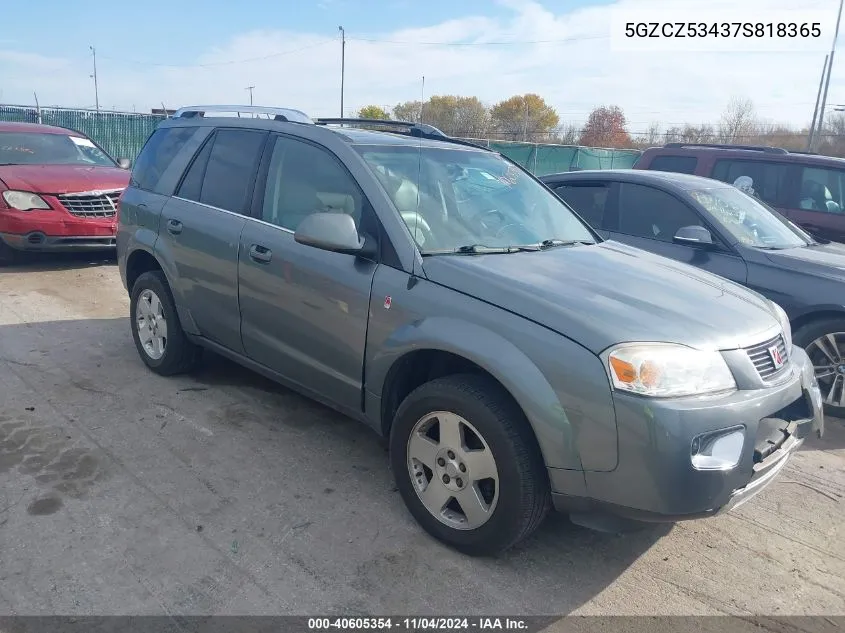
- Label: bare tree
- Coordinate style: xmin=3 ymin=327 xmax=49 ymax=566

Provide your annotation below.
xmin=552 ymin=123 xmax=579 ymax=145
xmin=718 ymin=98 xmax=758 ymax=143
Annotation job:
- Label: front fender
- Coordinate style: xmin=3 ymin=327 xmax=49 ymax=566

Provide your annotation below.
xmin=369 ymin=316 xmax=582 ymax=471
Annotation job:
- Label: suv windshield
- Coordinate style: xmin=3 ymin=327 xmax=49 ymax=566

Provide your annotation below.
xmin=354 ymin=144 xmax=596 ymax=253
xmin=0 ymin=132 xmax=115 ymax=167
xmin=690 ymin=186 xmax=810 ymax=250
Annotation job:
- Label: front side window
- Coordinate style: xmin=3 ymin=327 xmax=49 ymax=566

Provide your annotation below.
xmin=711 ymin=159 xmax=789 ymax=207
xmin=616 ymin=183 xmax=704 ymax=243
xmin=353 ymin=145 xmax=595 ymax=253
xmin=690 ymin=186 xmax=809 ymax=250
xmin=261 ymin=136 xmax=363 ymax=232
xmin=0 ymin=132 xmax=115 ymax=168
xmin=798 ymin=166 xmax=845 ymax=215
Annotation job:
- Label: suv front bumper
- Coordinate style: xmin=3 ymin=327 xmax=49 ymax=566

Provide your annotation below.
xmin=550 ymin=345 xmax=823 ymax=521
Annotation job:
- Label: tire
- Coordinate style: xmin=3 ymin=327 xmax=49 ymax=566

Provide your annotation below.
xmin=129 ymin=270 xmax=201 ymax=376
xmin=794 ymin=317 xmax=845 ymax=418
xmin=389 ymin=373 xmax=550 ymax=556
xmin=0 ymin=239 xmax=21 ymax=265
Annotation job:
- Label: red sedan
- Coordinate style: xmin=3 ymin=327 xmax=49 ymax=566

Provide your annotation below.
xmin=0 ymin=121 xmax=130 ymax=263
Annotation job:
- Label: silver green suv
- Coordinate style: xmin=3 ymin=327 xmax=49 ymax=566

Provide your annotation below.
xmin=117 ymin=106 xmax=824 ymax=555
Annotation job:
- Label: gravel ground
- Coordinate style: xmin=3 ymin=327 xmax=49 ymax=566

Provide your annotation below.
xmin=0 ymin=253 xmax=842 ymax=617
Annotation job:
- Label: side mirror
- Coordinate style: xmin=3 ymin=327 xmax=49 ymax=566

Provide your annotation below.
xmin=294 ymin=212 xmax=375 ymax=257
xmin=673 ymin=225 xmax=714 ymax=247
xmin=117 ymin=158 xmax=131 ymax=169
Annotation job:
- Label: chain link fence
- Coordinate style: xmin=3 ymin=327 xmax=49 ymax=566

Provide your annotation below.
xmin=0 ymin=105 xmax=642 ymax=175
xmin=0 ymin=105 xmax=165 ymax=165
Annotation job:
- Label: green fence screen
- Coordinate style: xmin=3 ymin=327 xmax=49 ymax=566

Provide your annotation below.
xmin=0 ymin=105 xmax=165 ymax=165
xmin=0 ymin=105 xmax=643 ymax=174
xmin=459 ymin=138 xmax=642 ymax=176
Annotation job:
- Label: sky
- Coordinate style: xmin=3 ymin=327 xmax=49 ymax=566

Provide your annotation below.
xmin=0 ymin=0 xmax=843 ymax=133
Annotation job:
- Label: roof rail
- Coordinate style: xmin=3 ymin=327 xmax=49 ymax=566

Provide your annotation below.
xmin=172 ymin=105 xmax=314 ymax=124
xmin=663 ymin=142 xmax=788 ymax=155
xmin=313 ymin=118 xmax=493 ymax=151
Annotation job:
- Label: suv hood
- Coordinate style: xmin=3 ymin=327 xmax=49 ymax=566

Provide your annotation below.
xmin=421 ymin=240 xmax=780 ymax=354
xmin=0 ymin=164 xmax=129 ymax=195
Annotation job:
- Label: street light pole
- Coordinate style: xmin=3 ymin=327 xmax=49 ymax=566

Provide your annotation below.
xmin=814 ymin=0 xmax=844 ymax=151
xmin=246 ymin=86 xmax=255 ymax=106
xmin=808 ymin=53 xmax=829 ymax=150
xmin=90 ymin=46 xmax=99 ymax=112
xmin=338 ymin=26 xmax=345 ymax=118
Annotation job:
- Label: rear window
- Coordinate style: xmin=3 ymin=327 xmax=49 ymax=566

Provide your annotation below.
xmin=646 ymin=155 xmax=698 ymax=175
xmin=131 ymin=126 xmax=198 ymax=193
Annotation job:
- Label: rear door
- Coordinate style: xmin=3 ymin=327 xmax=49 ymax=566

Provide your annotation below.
xmin=237 ymin=134 xmax=379 ymax=415
xmin=157 ymin=127 xmax=268 ymax=354
xmin=603 ymin=181 xmax=748 ymax=284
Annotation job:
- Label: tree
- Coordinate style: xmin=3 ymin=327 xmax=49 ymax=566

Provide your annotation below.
xmin=490 ymin=94 xmax=559 ymax=141
xmin=578 ymin=105 xmax=632 ymax=148
xmin=718 ymin=97 xmax=758 ymax=144
xmin=553 ymin=123 xmax=579 ymax=145
xmin=421 ymin=95 xmax=489 ymax=137
xmin=357 ymin=105 xmax=390 ymax=119
xmin=393 ymin=101 xmax=423 ymax=123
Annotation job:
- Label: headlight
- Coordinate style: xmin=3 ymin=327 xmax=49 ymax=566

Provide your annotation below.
xmin=2 ymin=191 xmax=51 ymax=211
xmin=770 ymin=301 xmax=792 ymax=354
xmin=607 ymin=343 xmax=737 ymax=398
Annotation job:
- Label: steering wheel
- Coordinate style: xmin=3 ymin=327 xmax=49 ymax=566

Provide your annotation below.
xmin=401 ymin=212 xmax=436 ymax=249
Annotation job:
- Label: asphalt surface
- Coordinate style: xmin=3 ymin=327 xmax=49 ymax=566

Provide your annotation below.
xmin=0 ymin=253 xmax=843 ymax=617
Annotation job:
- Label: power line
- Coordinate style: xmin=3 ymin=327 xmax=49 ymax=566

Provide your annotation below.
xmin=97 ymin=39 xmax=335 ymax=68
xmin=347 ymin=34 xmax=607 ymax=46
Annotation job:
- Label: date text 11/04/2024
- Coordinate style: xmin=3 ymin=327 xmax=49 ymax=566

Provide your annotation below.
xmin=308 ymin=617 xmax=531 ymax=630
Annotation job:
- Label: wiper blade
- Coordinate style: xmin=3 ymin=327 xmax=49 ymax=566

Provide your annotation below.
xmin=455 ymin=243 xmax=540 ymax=254
xmin=538 ymin=239 xmax=595 ymax=249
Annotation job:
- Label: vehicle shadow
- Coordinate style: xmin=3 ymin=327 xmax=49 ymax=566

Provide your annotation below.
xmin=0 ymin=317 xmax=667 ymax=615
xmin=0 ymin=250 xmax=117 ymax=273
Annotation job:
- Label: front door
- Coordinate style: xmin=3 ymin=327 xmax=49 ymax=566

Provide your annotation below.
xmin=604 ymin=181 xmax=748 ymax=284
xmin=157 ymin=127 xmax=268 ymax=353
xmin=238 ymin=134 xmax=378 ymax=415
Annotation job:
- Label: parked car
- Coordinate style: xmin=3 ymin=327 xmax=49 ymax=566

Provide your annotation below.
xmin=634 ymin=142 xmax=845 ymax=244
xmin=542 ymin=168 xmax=845 ymax=417
xmin=117 ymin=106 xmax=823 ymax=555
xmin=0 ymin=121 xmax=131 ymax=263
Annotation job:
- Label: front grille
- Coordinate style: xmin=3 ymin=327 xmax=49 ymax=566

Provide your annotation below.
xmin=744 ymin=333 xmax=789 ymax=381
xmin=57 ymin=190 xmax=122 ymax=218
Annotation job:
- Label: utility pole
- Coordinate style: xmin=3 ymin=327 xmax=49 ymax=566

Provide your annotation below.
xmin=808 ymin=54 xmax=829 ymax=150
xmin=814 ymin=0 xmax=844 ymax=151
xmin=523 ymin=99 xmax=529 ymax=141
xmin=338 ymin=26 xmax=345 ymax=118
xmin=90 ymin=46 xmax=99 ymax=112
xmin=246 ymin=86 xmax=255 ymax=106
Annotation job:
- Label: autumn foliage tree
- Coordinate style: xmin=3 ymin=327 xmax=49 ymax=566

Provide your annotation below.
xmin=357 ymin=105 xmax=390 ymax=119
xmin=579 ymin=106 xmax=633 ymax=148
xmin=490 ymin=94 xmax=559 ymax=140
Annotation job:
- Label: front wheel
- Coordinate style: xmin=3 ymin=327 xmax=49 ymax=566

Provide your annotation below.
xmin=794 ymin=317 xmax=845 ymax=418
xmin=389 ymin=374 xmax=550 ymax=556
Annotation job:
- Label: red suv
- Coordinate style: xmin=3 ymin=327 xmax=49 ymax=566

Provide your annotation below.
xmin=634 ymin=143 xmax=845 ymax=244
xmin=0 ymin=121 xmax=131 ymax=263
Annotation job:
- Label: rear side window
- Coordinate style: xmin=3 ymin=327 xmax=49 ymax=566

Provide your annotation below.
xmin=711 ymin=159 xmax=789 ymax=207
xmin=176 ymin=129 xmax=266 ymax=214
xmin=647 ymin=155 xmax=698 ymax=175
xmin=553 ymin=184 xmax=609 ymax=228
xmin=131 ymin=126 xmax=197 ymax=192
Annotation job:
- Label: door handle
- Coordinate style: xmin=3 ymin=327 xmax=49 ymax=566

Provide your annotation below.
xmin=249 ymin=244 xmax=272 ymax=263
xmin=166 ymin=219 xmax=183 ymax=235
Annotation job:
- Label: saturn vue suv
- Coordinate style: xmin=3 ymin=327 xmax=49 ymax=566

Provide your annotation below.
xmin=116 ymin=106 xmax=824 ymax=555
